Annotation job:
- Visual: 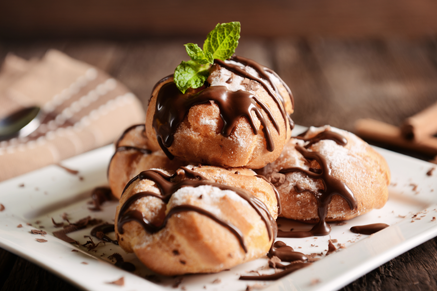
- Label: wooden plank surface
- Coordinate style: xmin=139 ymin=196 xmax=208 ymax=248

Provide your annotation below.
xmin=2 ymin=0 xmax=437 ymax=38
xmin=0 ymin=38 xmax=437 ymax=291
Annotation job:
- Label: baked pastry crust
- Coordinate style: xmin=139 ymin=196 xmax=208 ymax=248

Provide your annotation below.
xmin=145 ymin=59 xmax=293 ymax=169
xmin=115 ymin=165 xmax=278 ymax=275
xmin=108 ymin=124 xmax=183 ymax=199
xmin=259 ymin=126 xmax=390 ymax=222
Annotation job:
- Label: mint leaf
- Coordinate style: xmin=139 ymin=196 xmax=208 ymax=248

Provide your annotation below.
xmin=203 ymin=22 xmax=240 ymax=60
xmin=174 ymin=21 xmax=241 ymax=93
xmin=184 ymin=43 xmax=213 ymax=64
xmin=174 ymin=60 xmax=210 ymax=94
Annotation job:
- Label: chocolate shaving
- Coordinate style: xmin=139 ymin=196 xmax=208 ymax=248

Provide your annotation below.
xmin=212 ymin=278 xmax=221 ymax=284
xmin=53 ymin=216 xmax=102 ymax=244
xmin=61 ymin=213 xmax=69 ymax=221
xmin=107 ymin=277 xmax=124 ymax=286
xmin=108 ymin=253 xmax=136 ymax=272
xmin=173 ymin=277 xmax=183 ymax=288
xmin=36 ymin=239 xmax=47 ymax=243
xmin=326 ymin=240 xmax=337 ymax=255
xmin=88 ymin=187 xmax=114 ymax=211
xmin=81 ymin=262 xmax=88 ymax=265
xmin=17 ymin=224 xmax=22 ymax=228
xmin=337 ymin=243 xmax=346 ymax=249
xmin=432 ymin=217 xmax=436 ymax=221
xmin=336 ymin=221 xmax=347 ymax=226
xmin=246 ymin=284 xmax=264 ymax=291
xmin=0 ymin=204 xmax=4 ymax=212
xmin=72 ymin=249 xmax=79 ymax=252
xmin=310 ymin=279 xmax=320 ymax=285
xmin=427 ymin=167 xmax=435 ymax=176
xmin=82 ymin=235 xmax=102 ymax=251
xmin=19 ymin=183 xmax=25 ymax=187
xmin=56 ymin=164 xmax=79 ymax=175
xmin=30 ymin=229 xmax=47 ymax=235
xmin=410 ymin=183 xmax=418 ymax=191
xmin=51 ymin=218 xmax=64 ymax=227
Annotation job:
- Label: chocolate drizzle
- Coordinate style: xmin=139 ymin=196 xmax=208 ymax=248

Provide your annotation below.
xmin=153 ymin=83 xmax=279 ymax=158
xmin=152 ymin=55 xmax=295 ymax=159
xmin=117 ymin=168 xmax=276 ymax=253
xmin=115 ymin=124 xmax=146 ymax=148
xmin=278 ymin=130 xmax=357 ymax=238
xmin=350 ymin=223 xmax=389 ymax=235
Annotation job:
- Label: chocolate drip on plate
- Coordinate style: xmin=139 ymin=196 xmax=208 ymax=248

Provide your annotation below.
xmin=350 ymin=223 xmax=389 ymax=235
xmin=117 ymin=168 xmax=276 ymax=253
xmin=240 ymin=262 xmax=310 ymax=281
xmin=278 ymin=130 xmax=357 ymax=238
xmin=268 ymin=241 xmax=307 ymax=262
xmin=153 ymin=83 xmax=279 ymax=158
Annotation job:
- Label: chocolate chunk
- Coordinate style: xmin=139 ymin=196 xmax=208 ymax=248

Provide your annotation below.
xmin=88 ymin=187 xmax=113 ymax=211
xmin=51 ymin=218 xmax=64 ymax=227
xmin=212 ymin=278 xmax=221 ymax=284
xmin=30 ymin=229 xmax=47 ymax=235
xmin=0 ymin=204 xmax=4 ymax=212
xmin=36 ymin=239 xmax=47 ymax=243
xmin=17 ymin=224 xmax=22 ymax=228
xmin=326 ymin=240 xmax=337 ymax=255
xmin=173 ymin=277 xmax=183 ymax=288
xmin=82 ymin=235 xmax=101 ymax=251
xmin=107 ymin=277 xmax=124 ymax=286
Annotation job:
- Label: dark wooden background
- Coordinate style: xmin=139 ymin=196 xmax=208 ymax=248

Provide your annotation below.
xmin=1 ymin=1 xmax=437 ymax=290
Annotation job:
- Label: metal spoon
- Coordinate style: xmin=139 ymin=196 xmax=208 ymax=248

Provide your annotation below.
xmin=0 ymin=106 xmax=44 ymax=141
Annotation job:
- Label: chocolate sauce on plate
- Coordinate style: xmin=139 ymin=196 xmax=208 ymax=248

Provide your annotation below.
xmin=350 ymin=223 xmax=389 ymax=235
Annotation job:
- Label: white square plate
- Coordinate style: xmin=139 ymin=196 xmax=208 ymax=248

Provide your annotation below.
xmin=0 ymin=125 xmax=436 ymax=291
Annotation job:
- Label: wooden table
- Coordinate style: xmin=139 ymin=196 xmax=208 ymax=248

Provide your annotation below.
xmin=1 ymin=38 xmax=437 ymax=290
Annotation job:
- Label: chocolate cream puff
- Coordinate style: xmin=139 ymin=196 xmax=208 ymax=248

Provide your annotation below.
xmin=258 ymin=126 xmax=390 ymax=237
xmin=145 ymin=56 xmax=294 ymax=169
xmin=115 ymin=165 xmax=279 ymax=275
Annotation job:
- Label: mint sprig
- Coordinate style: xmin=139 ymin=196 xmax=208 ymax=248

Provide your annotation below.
xmin=174 ymin=22 xmax=241 ymax=93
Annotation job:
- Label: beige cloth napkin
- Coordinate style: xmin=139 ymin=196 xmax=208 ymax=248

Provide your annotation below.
xmin=0 ymin=50 xmax=145 ymax=181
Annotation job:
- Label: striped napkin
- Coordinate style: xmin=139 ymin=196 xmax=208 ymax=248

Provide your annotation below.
xmin=0 ymin=50 xmax=145 ymax=181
